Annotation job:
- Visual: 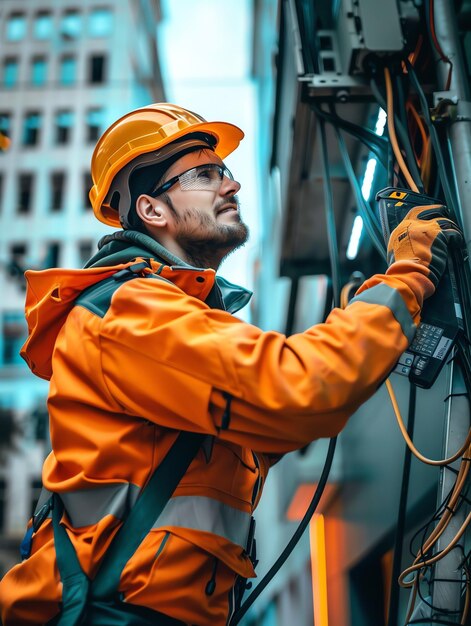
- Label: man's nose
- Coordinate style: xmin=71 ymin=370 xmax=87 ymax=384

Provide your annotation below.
xmin=219 ymin=175 xmax=241 ymax=196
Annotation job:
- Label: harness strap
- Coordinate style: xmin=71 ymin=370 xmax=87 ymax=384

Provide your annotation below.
xmin=92 ymin=430 xmax=204 ymax=598
xmin=51 ymin=430 xmax=204 ymax=625
xmin=52 ymin=495 xmax=90 ymax=625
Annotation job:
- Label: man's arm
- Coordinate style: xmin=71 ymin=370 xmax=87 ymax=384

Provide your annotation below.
xmin=98 ymin=209 xmax=458 ymax=453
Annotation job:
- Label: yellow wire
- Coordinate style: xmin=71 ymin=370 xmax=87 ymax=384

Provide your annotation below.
xmin=385 ymin=378 xmax=471 ymax=465
xmin=384 ymin=67 xmax=419 ymax=193
xmin=406 ymin=101 xmax=428 ymax=166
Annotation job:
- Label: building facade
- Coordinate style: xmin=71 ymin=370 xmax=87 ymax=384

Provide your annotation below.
xmin=0 ymin=0 xmax=165 ymax=573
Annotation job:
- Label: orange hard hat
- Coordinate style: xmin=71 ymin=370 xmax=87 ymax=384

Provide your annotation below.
xmin=89 ymin=103 xmax=244 ymax=228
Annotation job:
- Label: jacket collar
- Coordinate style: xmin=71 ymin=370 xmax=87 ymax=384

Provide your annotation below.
xmin=85 ymin=230 xmax=252 ymax=315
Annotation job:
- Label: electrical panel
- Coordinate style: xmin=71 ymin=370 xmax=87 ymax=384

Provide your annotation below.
xmin=307 ymin=0 xmax=419 ymax=101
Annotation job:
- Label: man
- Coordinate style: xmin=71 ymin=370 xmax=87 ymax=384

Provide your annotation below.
xmin=0 ymin=103 xmax=459 ymax=625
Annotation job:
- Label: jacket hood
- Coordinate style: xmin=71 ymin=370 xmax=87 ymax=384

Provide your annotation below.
xmin=20 ymin=230 xmax=252 ymax=381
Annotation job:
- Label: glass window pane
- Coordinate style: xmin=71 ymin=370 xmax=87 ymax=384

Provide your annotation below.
xmin=0 ymin=113 xmax=11 ymax=138
xmin=43 ymin=242 xmax=61 ymax=268
xmin=34 ymin=11 xmax=53 ymax=39
xmin=55 ymin=109 xmax=74 ymax=144
xmin=61 ymin=10 xmax=81 ymax=39
xmin=17 ymin=174 xmax=34 ymax=213
xmin=3 ymin=58 xmax=19 ymax=88
xmin=88 ymin=55 xmax=106 ymax=84
xmin=3 ymin=312 xmax=27 ymax=365
xmin=6 ymin=13 xmax=27 ymax=41
xmin=60 ymin=56 xmax=76 ymax=85
xmin=50 ymin=173 xmax=65 ymax=211
xmin=86 ymin=108 xmax=104 ymax=142
xmin=89 ymin=8 xmax=113 ymax=37
xmin=9 ymin=244 xmax=27 ymax=286
xmin=31 ymin=57 xmax=47 ymax=86
xmin=23 ymin=112 xmax=41 ymax=146
xmin=83 ymin=172 xmax=93 ymax=208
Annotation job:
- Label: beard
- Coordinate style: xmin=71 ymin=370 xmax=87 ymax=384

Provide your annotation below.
xmin=170 ymin=197 xmax=249 ymax=268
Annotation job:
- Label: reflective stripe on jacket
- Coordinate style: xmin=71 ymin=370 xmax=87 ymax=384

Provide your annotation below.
xmin=0 ymin=231 xmax=426 ymax=625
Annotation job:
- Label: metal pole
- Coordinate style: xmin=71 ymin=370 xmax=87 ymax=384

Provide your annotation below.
xmin=433 ymin=0 xmax=471 ymax=241
xmin=431 ymin=360 xmax=469 ymax=617
xmin=430 ymin=0 xmax=471 ymax=619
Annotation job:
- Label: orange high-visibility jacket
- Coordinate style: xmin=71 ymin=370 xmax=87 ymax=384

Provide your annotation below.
xmin=0 ymin=231 xmax=426 ymax=625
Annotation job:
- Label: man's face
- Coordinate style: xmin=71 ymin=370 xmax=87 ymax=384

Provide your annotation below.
xmin=159 ymin=149 xmax=249 ymax=263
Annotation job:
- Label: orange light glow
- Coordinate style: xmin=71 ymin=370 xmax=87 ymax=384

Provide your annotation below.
xmin=286 ymin=483 xmax=336 ymax=521
xmin=310 ymin=514 xmax=328 ymax=626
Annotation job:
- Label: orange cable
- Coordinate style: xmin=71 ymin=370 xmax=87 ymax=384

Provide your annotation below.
xmin=384 ymin=68 xmax=419 ymax=193
xmin=386 ymin=378 xmax=471 ymax=465
xmin=406 ymin=101 xmax=428 ymax=164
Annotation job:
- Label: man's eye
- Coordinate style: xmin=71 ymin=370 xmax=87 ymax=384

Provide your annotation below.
xmin=196 ymin=168 xmax=216 ymax=180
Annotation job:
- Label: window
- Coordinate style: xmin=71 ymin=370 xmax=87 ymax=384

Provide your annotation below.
xmin=0 ymin=113 xmax=11 ymax=139
xmin=50 ymin=172 xmax=65 ymax=211
xmin=17 ymin=174 xmax=34 ymax=213
xmin=8 ymin=244 xmax=28 ymax=286
xmin=33 ymin=11 xmax=53 ymax=39
xmin=31 ymin=404 xmax=49 ymax=443
xmin=42 ymin=242 xmax=61 ymax=268
xmin=88 ymin=54 xmax=106 ymax=84
xmin=3 ymin=311 xmax=27 ymax=365
xmin=61 ymin=10 xmax=81 ymax=39
xmin=6 ymin=13 xmax=26 ymax=41
xmin=86 ymin=108 xmax=104 ymax=143
xmin=30 ymin=56 xmax=47 ymax=86
xmin=83 ymin=172 xmax=93 ymax=208
xmin=55 ymin=110 xmax=74 ymax=145
xmin=22 ymin=112 xmax=41 ymax=147
xmin=78 ymin=241 xmax=94 ymax=266
xmin=89 ymin=8 xmax=113 ymax=37
xmin=59 ymin=55 xmax=76 ymax=85
xmin=3 ymin=57 xmax=19 ymax=88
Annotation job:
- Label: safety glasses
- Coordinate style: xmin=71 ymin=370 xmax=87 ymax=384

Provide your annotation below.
xmin=150 ymin=163 xmax=235 ymax=197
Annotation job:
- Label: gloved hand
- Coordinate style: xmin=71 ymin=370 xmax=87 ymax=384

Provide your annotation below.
xmin=387 ymin=205 xmax=463 ymax=292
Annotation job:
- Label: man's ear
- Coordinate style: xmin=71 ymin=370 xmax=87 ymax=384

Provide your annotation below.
xmin=135 ymin=194 xmax=167 ymax=228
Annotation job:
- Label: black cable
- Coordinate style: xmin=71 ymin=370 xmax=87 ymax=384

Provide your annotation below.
xmin=269 ymin=0 xmax=286 ymax=171
xmin=395 ymin=72 xmax=409 ymax=130
xmin=311 ymin=102 xmax=389 ymax=169
xmin=393 ymin=72 xmax=426 ymax=194
xmin=229 ymin=437 xmax=337 ymax=625
xmin=388 ymin=383 xmax=417 ymax=626
xmin=417 ymin=565 xmax=464 ymax=614
xmin=369 ymin=76 xmax=425 ymax=194
xmin=334 ymin=125 xmax=388 ymax=261
xmin=319 ymin=117 xmax=341 ymax=308
xmin=388 ymin=136 xmax=396 ymax=187
xmin=409 ymin=487 xmax=453 ymax=560
xmin=452 ymin=248 xmax=471 ymax=339
xmin=405 ymin=60 xmax=462 ymax=228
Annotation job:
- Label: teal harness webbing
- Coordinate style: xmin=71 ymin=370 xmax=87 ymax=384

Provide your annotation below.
xmin=51 ymin=430 xmax=204 ymax=625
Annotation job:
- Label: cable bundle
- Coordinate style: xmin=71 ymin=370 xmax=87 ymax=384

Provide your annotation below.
xmin=310 ymin=7 xmax=471 ymax=623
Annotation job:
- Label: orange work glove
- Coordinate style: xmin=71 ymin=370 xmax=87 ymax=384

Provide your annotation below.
xmin=387 ymin=205 xmax=463 ymax=298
